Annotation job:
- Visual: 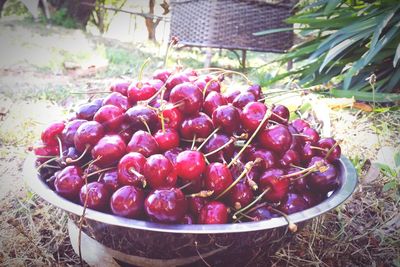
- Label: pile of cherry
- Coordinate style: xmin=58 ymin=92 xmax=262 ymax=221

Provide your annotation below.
xmin=32 ymin=67 xmax=341 ymax=226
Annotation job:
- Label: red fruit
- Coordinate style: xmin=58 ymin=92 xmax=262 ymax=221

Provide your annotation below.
xmin=153 ymin=69 xmax=171 ymax=83
xmin=259 ymin=168 xmax=289 ymax=202
xmin=74 ymin=121 xmax=105 ymax=153
xmin=212 ymin=105 xmax=240 ymax=135
xmin=166 ymin=73 xmax=190 ymax=91
xmin=203 ymin=91 xmax=227 ymax=117
xmin=194 ymin=77 xmax=220 ymax=95
xmin=163 ymin=147 xmax=183 ymax=166
xmin=91 ymin=135 xmax=126 ymax=167
xmin=291 ymin=118 xmax=310 ymax=132
xmin=232 ymin=92 xmax=256 ymax=110
xmin=180 ymin=113 xmax=214 ymax=140
xmin=270 ymin=105 xmax=289 ymax=124
xmin=198 ymin=201 xmax=228 ymax=224
xmin=279 ymin=193 xmax=309 ymax=215
xmin=79 ymin=182 xmax=110 ymax=211
xmin=279 ymin=149 xmax=300 ymax=168
xmin=180 ymin=214 xmax=195 ymax=224
xmin=110 ymin=81 xmax=130 ymax=96
xmin=317 ymin=138 xmax=341 ymax=163
xmin=248 ymin=206 xmax=279 ymax=221
xmin=188 ymin=197 xmax=207 ymax=217
xmin=75 ymin=101 xmax=102 ymax=121
xmin=258 ymin=124 xmax=292 ymax=154
xmin=54 ymin=166 xmax=84 ymax=200
xmin=154 ymin=128 xmax=180 ymax=152
xmin=246 ymin=84 xmax=262 ymax=98
xmin=41 ymin=121 xmax=65 ymax=146
xmin=98 ymin=169 xmax=120 ymax=192
xmin=144 ymin=154 xmax=177 ymax=189
xmin=127 ymin=83 xmax=157 ymax=103
xmin=110 ymin=185 xmax=145 ymax=218
xmin=127 ymin=130 xmax=159 ymax=157
xmin=61 ymin=119 xmax=86 ymax=147
xmin=301 ymin=127 xmax=320 ymax=144
xmin=223 ymin=88 xmax=240 ymax=103
xmin=241 ymin=102 xmax=267 ymax=132
xmin=118 ymin=152 xmax=147 ymax=187
xmin=176 ymin=150 xmax=206 ymax=181
xmin=169 ymin=82 xmax=203 ymax=115
xmin=103 ymin=92 xmax=128 ymax=111
xmin=33 ymin=143 xmax=60 ymax=163
xmin=228 ymin=183 xmax=253 ymax=209
xmin=161 ymin=103 xmax=183 ymax=130
xmin=247 ymin=148 xmax=277 ymax=171
xmin=307 ymin=159 xmax=339 ymax=194
xmin=204 ymin=163 xmax=234 ymax=196
xmin=203 ymin=134 xmax=234 ymax=163
xmin=125 ymin=105 xmax=159 ymax=132
xmin=93 ymin=105 xmax=125 ymax=132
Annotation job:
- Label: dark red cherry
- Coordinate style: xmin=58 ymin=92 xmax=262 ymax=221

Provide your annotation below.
xmin=98 ymin=169 xmax=120 ymax=192
xmin=144 ymin=154 xmax=177 ymax=189
xmin=118 ymin=152 xmax=147 ymax=187
xmin=148 ymin=79 xmax=164 ymax=90
xmin=110 ymin=185 xmax=145 ymax=218
xmin=163 ymin=147 xmax=183 ymax=166
xmin=247 ymin=148 xmax=277 ymax=171
xmin=203 ymin=134 xmax=235 ymax=163
xmin=259 ymin=124 xmax=292 ymax=154
xmin=291 ymin=118 xmax=310 ymax=132
xmin=54 ymin=166 xmax=84 ymax=200
xmin=103 ymin=92 xmax=128 ymax=111
xmin=74 ymin=121 xmax=105 ymax=153
xmin=204 ymin=163 xmax=234 ymax=196
xmin=145 ymin=188 xmax=188 ymax=223
xmin=212 ymin=105 xmax=240 ymax=135
xmin=188 ymin=196 xmax=207 ymax=218
xmin=161 ymin=103 xmax=183 ymax=130
xmin=127 ymin=82 xmax=157 ymax=103
xmin=232 ymin=91 xmax=256 ymax=110
xmin=228 ymin=183 xmax=253 ymax=209
xmin=183 ymin=68 xmax=198 ymax=78
xmin=246 ymin=84 xmax=262 ymax=98
xmin=41 ymin=121 xmax=65 ymax=146
xmin=166 ymin=72 xmax=190 ymax=91
xmin=61 ymin=119 xmax=86 ymax=147
xmin=287 ymin=167 xmax=308 ymax=193
xmin=127 ymin=130 xmax=159 ymax=157
xmin=241 ymin=102 xmax=267 ymax=132
xmin=176 ymin=150 xmax=206 ymax=181
xmin=279 ymin=193 xmax=309 ymax=215
xmin=154 ymin=128 xmax=180 ymax=152
xmin=195 ymin=77 xmax=221 ymax=95
xmin=79 ymin=182 xmax=110 ymax=211
xmin=153 ymin=69 xmax=171 ymax=83
xmin=259 ymin=168 xmax=289 ymax=202
xmin=115 ymin=123 xmax=134 ymax=144
xmin=110 ymin=80 xmax=130 ymax=96
xmin=169 ymin=82 xmax=203 ymax=115
xmin=75 ymin=101 xmax=102 ymax=121
xmin=125 ymin=105 xmax=159 ymax=132
xmin=317 ymin=138 xmax=341 ymax=163
xmin=93 ymin=105 xmax=125 ymax=132
xmin=271 ymin=105 xmax=289 ymax=124
xmin=301 ymin=127 xmax=320 ymax=144
xmin=198 ymin=201 xmax=228 ymax=224
xmin=91 ymin=135 xmax=126 ymax=167
xmin=203 ymin=91 xmax=227 ymax=117
xmin=223 ymin=88 xmax=240 ymax=103
xmin=33 ymin=143 xmax=60 ymax=163
xmin=307 ymin=160 xmax=339 ymax=194
xmin=248 ymin=206 xmax=279 ymax=221
xmin=180 ymin=112 xmax=214 ymax=140
xmin=280 ymin=149 xmax=300 ymax=168
xmin=301 ymin=192 xmax=324 ymax=207
xmin=300 ymin=142 xmax=315 ymax=164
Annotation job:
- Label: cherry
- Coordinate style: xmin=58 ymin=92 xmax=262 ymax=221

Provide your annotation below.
xmin=300 ymin=142 xmax=315 ymax=164
xmin=165 ymin=72 xmax=190 ymax=91
xmin=317 ymin=138 xmax=341 ymax=163
xmin=223 ymin=88 xmax=240 ymax=103
xmin=33 ymin=143 xmax=60 ymax=163
xmin=248 ymin=206 xmax=279 ymax=221
xmin=204 ymin=162 xmax=234 ymax=196
xmin=127 ymin=130 xmax=159 ymax=157
xmin=110 ymin=80 xmax=130 ymax=96
xmin=241 ymin=102 xmax=267 ymax=133
xmin=301 ymin=127 xmax=320 ymax=144
xmin=228 ymin=183 xmax=253 ymax=209
xmin=91 ymin=135 xmax=126 ymax=167
xmin=198 ymin=201 xmax=228 ymax=224
xmin=279 ymin=193 xmax=309 ymax=215
xmin=301 ymin=192 xmax=324 ymax=207
xmin=115 ymin=123 xmax=134 ymax=144
xmin=144 ymin=154 xmax=177 ymax=189
xmin=127 ymin=82 xmax=157 ymax=103
xmin=232 ymin=91 xmax=256 ymax=110
xmin=54 ymin=166 xmax=84 ymax=200
xmin=212 ymin=105 xmax=240 ymax=135
xmin=287 ymin=167 xmax=308 ymax=193
xmin=154 ymin=128 xmax=180 ymax=152
xmin=98 ymin=169 xmax=120 ymax=192
xmin=270 ymin=105 xmax=289 ymax=124
xmin=74 ymin=121 xmax=105 ymax=153
xmin=75 ymin=101 xmax=102 ymax=121
xmin=203 ymin=91 xmax=227 ymax=117
xmin=188 ymin=196 xmax=207 ymax=218
xmin=247 ymin=148 xmax=277 ymax=171
xmin=180 ymin=112 xmax=213 ymax=140
xmin=291 ymin=118 xmax=310 ymax=132
xmin=169 ymin=82 xmax=203 ymax=115
xmin=93 ymin=105 xmax=125 ymax=132
xmin=161 ymin=103 xmax=183 ymax=130
xmin=148 ymin=79 xmax=164 ymax=90
xmin=125 ymin=105 xmax=158 ymax=132
xmin=163 ymin=147 xmax=183 ymax=166
xmin=152 ymin=69 xmax=171 ymax=83
xmin=259 ymin=168 xmax=289 ymax=202
xmin=41 ymin=121 xmax=65 ymax=146
xmin=110 ymin=185 xmax=145 ymax=218
xmin=194 ymin=77 xmax=220 ymax=95
xmin=246 ymin=84 xmax=262 ymax=98
xmin=258 ymin=124 xmax=292 ymax=154
xmin=176 ymin=150 xmax=206 ymax=181
xmin=144 ymin=188 xmax=188 ymax=223
xmin=118 ymin=152 xmax=147 ymax=187
xmin=279 ymin=149 xmax=300 ymax=168
xmin=79 ymin=182 xmax=110 ymax=211
xmin=103 ymin=92 xmax=129 ymax=111
xmin=61 ymin=119 xmax=86 ymax=147
xmin=307 ymin=158 xmax=339 ymax=194
xmin=202 ymin=134 xmax=234 ymax=163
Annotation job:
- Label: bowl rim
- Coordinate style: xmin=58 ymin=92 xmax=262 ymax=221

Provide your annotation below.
xmin=23 ymin=153 xmax=357 ymax=234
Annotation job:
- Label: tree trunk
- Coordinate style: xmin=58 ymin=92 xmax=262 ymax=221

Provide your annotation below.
xmin=0 ymin=0 xmax=7 ymax=18
xmin=66 ymin=0 xmax=95 ymax=28
xmin=145 ymin=0 xmax=157 ymax=42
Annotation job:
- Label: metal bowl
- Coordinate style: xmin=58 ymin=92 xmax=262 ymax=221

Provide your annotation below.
xmin=23 ymin=154 xmax=357 ymax=266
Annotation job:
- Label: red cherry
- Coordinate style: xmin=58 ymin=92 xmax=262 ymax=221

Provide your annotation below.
xmin=270 ymin=105 xmax=289 ymax=124
xmin=307 ymin=159 xmax=339 ymax=194
xmin=247 ymin=148 xmax=277 ymax=171
xmin=301 ymin=192 xmax=324 ymax=207
xmin=54 ymin=166 xmax=84 ymax=200
xmin=204 ymin=162 xmax=234 ymax=196
xmin=279 ymin=193 xmax=309 ymax=215
xmin=153 ymin=69 xmax=171 ymax=83
xmin=93 ymin=105 xmax=125 ymax=132
xmin=291 ymin=118 xmax=310 ymax=132
xmin=127 ymin=130 xmax=159 ymax=157
xmin=41 ymin=121 xmax=65 ymax=146
xmin=98 ymin=169 xmax=120 ymax=192
xmin=180 ymin=112 xmax=214 ymax=140
xmin=176 ymin=150 xmax=206 ymax=181
xmin=279 ymin=149 xmax=300 ymax=168
xmin=300 ymin=142 xmax=315 ymax=164
xmin=212 ymin=105 xmax=240 ymax=135
xmin=79 ymin=182 xmax=110 ymax=211
xmin=144 ymin=188 xmax=188 ymax=223
xmin=258 ymin=124 xmax=292 ymax=154
xmin=61 ymin=119 xmax=86 ymax=147
xmin=110 ymin=185 xmax=145 ymax=218
xmin=246 ymin=84 xmax=261 ymax=98
xmin=144 ymin=154 xmax=177 ymax=189
xmin=163 ymin=147 xmax=183 ymax=166
xmin=161 ymin=103 xmax=183 ymax=130
xmin=166 ymin=73 xmax=190 ymax=91
xmin=110 ymin=80 xmax=130 ymax=96
xmin=228 ymin=183 xmax=253 ymax=209
xmin=223 ymin=88 xmax=240 ymax=103
xmin=203 ymin=91 xmax=227 ymax=117
xmin=248 ymin=206 xmax=279 ymax=221
xmin=259 ymin=168 xmax=289 ymax=202
xmin=118 ymin=152 xmax=147 ymax=187
xmin=301 ymin=127 xmax=320 ymax=144
xmin=202 ymin=134 xmax=234 ymax=163
xmin=317 ymin=138 xmax=341 ymax=163
xmin=169 ymin=82 xmax=203 ymax=115
xmin=232 ymin=91 xmax=256 ymax=110
xmin=127 ymin=83 xmax=157 ymax=103
xmin=154 ymin=128 xmax=180 ymax=152
xmin=241 ymin=102 xmax=267 ymax=132
xmin=188 ymin=196 xmax=207 ymax=218
xmin=33 ymin=143 xmax=60 ymax=163
xmin=103 ymin=92 xmax=128 ymax=111
xmin=194 ymin=77 xmax=220 ymax=95
xmin=198 ymin=201 xmax=228 ymax=224
xmin=91 ymin=135 xmax=126 ymax=167
xmin=74 ymin=121 xmax=105 ymax=153
xmin=75 ymin=101 xmax=102 ymax=121
xmin=125 ymin=105 xmax=159 ymax=132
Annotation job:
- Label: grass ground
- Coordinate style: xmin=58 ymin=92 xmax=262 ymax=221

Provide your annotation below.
xmin=0 ymin=20 xmax=399 ymax=266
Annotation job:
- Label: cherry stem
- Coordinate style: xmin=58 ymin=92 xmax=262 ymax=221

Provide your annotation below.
xmin=179 ymin=181 xmax=193 ymax=191
xmin=232 ymin=187 xmax=270 ymax=220
xmin=128 ymin=167 xmax=147 ymax=188
xmin=181 ymin=137 xmax=205 ymax=143
xmin=310 ymin=146 xmax=328 ymax=152
xmin=187 ymin=190 xmax=214 ymax=198
xmin=41 ymin=165 xmax=60 ymax=169
xmin=246 ymin=176 xmax=258 ymax=191
xmin=138 ymin=57 xmax=151 ymax=82
xmin=46 ymin=176 xmax=56 ymax=183
xmin=81 ymin=156 xmax=102 ymax=169
xmin=86 ymin=167 xmax=115 ymax=178
xmin=66 ymin=145 xmax=89 ymax=164
xmin=56 ymin=136 xmax=63 ymax=159
xmin=282 ymin=160 xmax=327 ymax=179
xmin=140 ymin=118 xmax=151 ymax=134
xmin=324 ymin=141 xmax=341 ymax=160
xmin=291 ymin=133 xmax=309 ymax=138
xmin=228 ymin=108 xmax=272 ymax=168
xmin=36 ymin=157 xmax=58 ymax=171
xmin=219 ymin=70 xmax=252 ymax=85
xmin=268 ymin=207 xmax=298 ymax=233
xmin=196 ymin=127 xmax=220 ymax=151
xmin=164 ymin=38 xmax=177 ymax=68
xmin=202 ymin=78 xmax=218 ymax=97
xmin=204 ymin=138 xmax=235 ymax=157
xmin=233 ymin=203 xmax=267 ymax=222
xmin=191 ymin=134 xmax=197 ymax=150
xmin=271 ymin=111 xmax=286 ymax=123
xmin=215 ymin=160 xmax=258 ymax=200
xmin=34 ymin=155 xmax=54 ymax=158
xmin=233 ymin=132 xmax=248 ymax=140
xmin=289 ymin=164 xmax=306 ymax=170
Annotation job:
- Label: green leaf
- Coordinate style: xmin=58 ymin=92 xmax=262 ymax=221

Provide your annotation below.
xmin=329 ymin=89 xmax=400 ymax=102
xmin=394 ymin=43 xmax=400 ymax=67
xmin=253 ymin=27 xmax=294 ymax=36
xmin=383 ymin=180 xmax=397 ymax=192
xmin=369 ymin=7 xmax=398 ymax=50
xmin=324 ymin=0 xmax=342 ymax=15
xmin=395 ymin=152 xmax=400 ymax=168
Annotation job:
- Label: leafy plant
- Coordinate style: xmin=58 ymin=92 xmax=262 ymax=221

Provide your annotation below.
xmin=255 ymin=0 xmax=400 ymax=102
xmin=51 ymin=8 xmax=77 ymax=28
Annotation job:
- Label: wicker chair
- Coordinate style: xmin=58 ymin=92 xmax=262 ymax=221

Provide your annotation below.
xmin=170 ymin=0 xmax=297 ymax=68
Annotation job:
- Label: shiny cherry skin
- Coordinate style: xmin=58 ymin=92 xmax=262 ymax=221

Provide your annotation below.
xmin=161 ymin=103 xmax=183 ymax=130
xmin=279 ymin=149 xmax=300 ymax=168
xmin=247 ymin=148 xmax=277 ymax=171
xmin=204 ymin=163 xmax=234 ymax=196
xmin=202 ymin=134 xmax=235 ymax=163
xmin=212 ymin=105 xmax=240 ymax=135
xmin=180 ymin=112 xmax=214 ymax=140
xmin=91 ymin=135 xmax=126 ymax=167
xmin=301 ymin=191 xmax=324 ymax=207
xmin=125 ymin=105 xmax=159 ymax=132
xmin=317 ymin=138 xmax=341 ymax=163
xmin=279 ymin=193 xmax=309 ymax=215
xmin=127 ymin=82 xmax=157 ymax=103
xmin=110 ymin=80 xmax=130 ymax=96
xmin=144 ymin=154 xmax=177 ymax=189
xmin=223 ymin=88 xmax=240 ymax=103
xmin=259 ymin=168 xmax=289 ymax=202
xmin=203 ymin=91 xmax=227 ymax=117
xmin=110 ymin=185 xmax=145 ymax=218
xmin=103 ymin=92 xmax=128 ymax=111
xmin=307 ymin=158 xmax=339 ymax=194
xmin=152 ymin=69 xmax=171 ymax=83
xmin=74 ymin=121 xmax=105 ymax=152
xmin=246 ymin=84 xmax=262 ymax=98
xmin=33 ymin=142 xmax=60 ymax=163
xmin=127 ymin=130 xmax=159 ymax=157
xmin=270 ymin=105 xmax=289 ymax=124
xmin=291 ymin=118 xmax=310 ymax=132
xmin=241 ymin=102 xmax=267 ymax=133
xmin=249 ymin=206 xmax=279 ymax=221
xmin=154 ymin=128 xmax=180 ymax=152
xmin=188 ymin=196 xmax=207 ymax=218
xmin=163 ymin=147 xmax=183 ymax=166
xmin=301 ymin=127 xmax=320 ymax=144
xmin=165 ymin=72 xmax=190 ymax=91
xmin=118 ymin=152 xmax=147 ymax=187
xmin=228 ymin=183 xmax=253 ymax=209
xmin=98 ymin=169 xmax=120 ymax=192
xmin=144 ymin=188 xmax=188 ymax=223
xmin=61 ymin=119 xmax=86 ymax=147
xmin=79 ymin=182 xmax=110 ymax=211
xmin=259 ymin=124 xmax=292 ymax=154
xmin=41 ymin=121 xmax=65 ymax=146
xmin=198 ymin=201 xmax=228 ymax=224
xmin=115 ymin=123 xmax=134 ymax=144
xmin=54 ymin=166 xmax=84 ymax=201
xmin=169 ymin=82 xmax=203 ymax=115
xmin=176 ymin=150 xmax=206 ymax=181
xmin=287 ymin=167 xmax=308 ymax=193
xmin=232 ymin=91 xmax=256 ymax=110
xmin=194 ymin=77 xmax=220 ymax=95
xmin=75 ymin=101 xmax=102 ymax=121
xmin=300 ymin=142 xmax=315 ymax=164
xmin=93 ymin=105 xmax=125 ymax=132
